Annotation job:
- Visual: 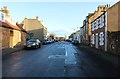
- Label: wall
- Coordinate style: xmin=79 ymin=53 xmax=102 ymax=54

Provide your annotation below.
xmin=1 ymin=27 xmax=10 ymax=49
xmin=0 ymin=27 xmax=2 ymax=51
xmin=107 ymin=2 xmax=119 ymax=32
xmin=107 ymin=1 xmax=120 ymax=54
xmin=12 ymin=30 xmax=21 ymax=47
xmin=21 ymin=32 xmax=26 ymax=45
xmin=118 ymin=1 xmax=120 ymax=31
xmin=23 ymin=18 xmax=44 ymax=40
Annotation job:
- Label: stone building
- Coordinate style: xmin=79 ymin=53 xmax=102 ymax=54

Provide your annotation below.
xmin=107 ymin=1 xmax=120 ymax=54
xmin=91 ymin=1 xmax=120 ymax=54
xmin=83 ymin=5 xmax=110 ymax=46
xmin=0 ymin=6 xmax=27 ymax=49
xmin=22 ymin=16 xmax=47 ymax=41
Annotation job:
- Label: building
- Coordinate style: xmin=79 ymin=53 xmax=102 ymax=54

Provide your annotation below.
xmin=22 ymin=16 xmax=47 ymax=41
xmin=74 ymin=30 xmax=80 ymax=43
xmin=79 ymin=26 xmax=84 ymax=44
xmin=0 ymin=8 xmax=27 ymax=49
xmin=91 ymin=1 xmax=120 ymax=54
xmin=107 ymin=1 xmax=120 ymax=53
xmin=43 ymin=27 xmax=47 ymax=40
xmin=69 ymin=33 xmax=74 ymax=41
xmin=91 ymin=12 xmax=106 ymax=51
xmin=83 ymin=5 xmax=110 ymax=46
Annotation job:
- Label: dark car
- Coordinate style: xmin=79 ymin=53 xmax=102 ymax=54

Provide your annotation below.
xmin=24 ymin=39 xmax=41 ymax=49
xmin=72 ymin=40 xmax=79 ymax=45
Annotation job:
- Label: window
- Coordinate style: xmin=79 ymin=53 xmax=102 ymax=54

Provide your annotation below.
xmin=99 ymin=15 xmax=105 ymax=28
xmin=91 ymin=22 xmax=94 ymax=31
xmin=91 ymin=34 xmax=95 ymax=44
xmin=98 ymin=18 xmax=100 ymax=27
xmin=101 ymin=14 xmax=105 ymax=27
xmin=96 ymin=19 xmax=98 ymax=30
xmin=94 ymin=21 xmax=96 ymax=30
xmin=99 ymin=32 xmax=104 ymax=46
xmin=0 ymin=12 xmax=5 ymax=22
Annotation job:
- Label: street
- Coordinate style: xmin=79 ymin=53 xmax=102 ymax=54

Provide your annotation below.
xmin=2 ymin=41 xmax=118 ymax=77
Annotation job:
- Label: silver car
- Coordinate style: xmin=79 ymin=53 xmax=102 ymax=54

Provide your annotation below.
xmin=25 ymin=39 xmax=41 ymax=49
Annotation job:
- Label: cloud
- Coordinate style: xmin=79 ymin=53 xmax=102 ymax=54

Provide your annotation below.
xmin=50 ymin=28 xmax=73 ymax=37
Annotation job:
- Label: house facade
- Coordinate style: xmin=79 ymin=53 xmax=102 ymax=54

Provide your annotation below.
xmin=22 ymin=16 xmax=47 ymax=41
xmin=86 ymin=5 xmax=110 ymax=46
xmin=79 ymin=26 xmax=84 ymax=44
xmin=0 ymin=7 xmax=27 ymax=49
xmin=91 ymin=12 xmax=106 ymax=51
xmin=91 ymin=1 xmax=120 ymax=54
xmin=107 ymin=1 xmax=120 ymax=53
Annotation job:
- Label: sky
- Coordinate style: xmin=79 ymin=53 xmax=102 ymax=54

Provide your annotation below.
xmin=0 ymin=1 xmax=118 ymax=37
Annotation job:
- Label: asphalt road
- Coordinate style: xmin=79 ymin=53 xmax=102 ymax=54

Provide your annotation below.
xmin=2 ymin=41 xmax=119 ymax=77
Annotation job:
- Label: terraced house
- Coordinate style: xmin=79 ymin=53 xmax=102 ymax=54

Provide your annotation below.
xmin=83 ymin=5 xmax=110 ymax=46
xmin=91 ymin=1 xmax=120 ymax=54
xmin=0 ymin=6 xmax=27 ymax=50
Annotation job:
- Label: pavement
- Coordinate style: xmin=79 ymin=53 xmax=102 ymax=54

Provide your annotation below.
xmin=77 ymin=45 xmax=119 ymax=67
xmin=2 ymin=45 xmax=24 ymax=56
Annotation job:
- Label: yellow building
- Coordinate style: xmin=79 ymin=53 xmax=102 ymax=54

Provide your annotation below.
xmin=0 ymin=6 xmax=27 ymax=49
xmin=22 ymin=16 xmax=47 ymax=41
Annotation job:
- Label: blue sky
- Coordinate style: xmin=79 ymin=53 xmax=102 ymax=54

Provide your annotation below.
xmin=1 ymin=2 xmax=117 ymax=37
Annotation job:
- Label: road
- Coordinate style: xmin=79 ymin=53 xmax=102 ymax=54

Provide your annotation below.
xmin=2 ymin=41 xmax=119 ymax=77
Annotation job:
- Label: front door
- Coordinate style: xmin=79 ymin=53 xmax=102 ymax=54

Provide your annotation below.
xmin=10 ymin=30 xmax=13 ymax=48
xmin=96 ymin=33 xmax=98 ymax=48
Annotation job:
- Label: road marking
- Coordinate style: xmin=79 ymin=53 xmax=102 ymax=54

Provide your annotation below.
xmin=70 ymin=45 xmax=77 ymax=54
xmin=65 ymin=45 xmax=77 ymax=65
xmin=48 ymin=55 xmax=65 ymax=59
xmin=65 ymin=46 xmax=67 ymax=56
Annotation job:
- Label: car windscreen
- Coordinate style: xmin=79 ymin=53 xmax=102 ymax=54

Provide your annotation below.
xmin=28 ymin=39 xmax=37 ymax=42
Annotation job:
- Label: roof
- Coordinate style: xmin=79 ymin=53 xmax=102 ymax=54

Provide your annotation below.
xmin=16 ymin=23 xmax=27 ymax=33
xmin=5 ymin=20 xmax=21 ymax=31
xmin=0 ymin=20 xmax=27 ymax=33
xmin=0 ymin=21 xmax=13 ymax=29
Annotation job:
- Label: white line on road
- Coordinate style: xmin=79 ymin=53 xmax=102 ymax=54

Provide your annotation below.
xmin=65 ymin=46 xmax=67 ymax=56
xmin=65 ymin=45 xmax=77 ymax=65
xmin=70 ymin=45 xmax=77 ymax=54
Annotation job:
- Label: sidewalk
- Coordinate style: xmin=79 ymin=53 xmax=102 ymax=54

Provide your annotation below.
xmin=78 ymin=45 xmax=119 ymax=67
xmin=2 ymin=45 xmax=24 ymax=56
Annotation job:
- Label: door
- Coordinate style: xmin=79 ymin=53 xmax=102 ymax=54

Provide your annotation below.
xmin=10 ymin=30 xmax=13 ymax=48
xmin=96 ymin=33 xmax=98 ymax=48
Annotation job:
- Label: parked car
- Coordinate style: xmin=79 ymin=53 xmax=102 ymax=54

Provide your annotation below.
xmin=72 ymin=40 xmax=79 ymax=45
xmin=42 ymin=40 xmax=48 ymax=45
xmin=66 ymin=39 xmax=72 ymax=42
xmin=24 ymin=39 xmax=41 ymax=49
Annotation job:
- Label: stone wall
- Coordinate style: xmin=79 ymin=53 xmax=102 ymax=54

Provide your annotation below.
xmin=107 ymin=1 xmax=120 ymax=54
xmin=1 ymin=27 xmax=10 ymax=49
